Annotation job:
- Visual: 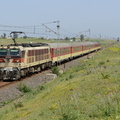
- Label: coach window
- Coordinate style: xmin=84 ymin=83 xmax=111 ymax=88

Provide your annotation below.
xmin=66 ymin=48 xmax=68 ymax=53
xmin=54 ymin=49 xmax=57 ymax=56
xmin=59 ymin=49 xmax=61 ymax=55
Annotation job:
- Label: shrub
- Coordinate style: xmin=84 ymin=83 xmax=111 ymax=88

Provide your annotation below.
xmin=59 ymin=113 xmax=77 ymax=120
xmin=101 ymin=73 xmax=110 ymax=79
xmin=51 ymin=66 xmax=60 ymax=76
xmin=69 ymin=74 xmax=74 ymax=79
xmin=99 ymin=61 xmax=105 ymax=66
xmin=106 ymin=59 xmax=110 ymax=62
xmin=38 ymin=85 xmax=45 ymax=90
xmin=17 ymin=83 xmax=31 ymax=93
xmin=14 ymin=101 xmax=23 ymax=108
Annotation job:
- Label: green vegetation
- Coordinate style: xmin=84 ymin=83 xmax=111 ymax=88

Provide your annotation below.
xmin=0 ymin=37 xmax=115 ymax=45
xmin=0 ymin=38 xmax=56 ymax=45
xmin=0 ymin=41 xmax=120 ymax=120
xmin=51 ymin=66 xmax=60 ymax=76
xmin=17 ymin=83 xmax=31 ymax=93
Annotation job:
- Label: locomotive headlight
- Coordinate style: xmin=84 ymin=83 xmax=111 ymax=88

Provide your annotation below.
xmin=0 ymin=59 xmax=5 ymax=63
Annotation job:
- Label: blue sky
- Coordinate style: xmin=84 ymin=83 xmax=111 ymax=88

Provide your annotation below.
xmin=0 ymin=0 xmax=120 ymax=39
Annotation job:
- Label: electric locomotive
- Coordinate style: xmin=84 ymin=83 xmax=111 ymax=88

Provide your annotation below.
xmin=0 ymin=43 xmax=51 ymax=80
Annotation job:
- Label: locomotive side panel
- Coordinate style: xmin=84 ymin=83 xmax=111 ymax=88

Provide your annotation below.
xmin=23 ymin=47 xmax=51 ymax=68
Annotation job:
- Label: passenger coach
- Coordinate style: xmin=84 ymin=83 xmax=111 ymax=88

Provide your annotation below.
xmin=48 ymin=42 xmax=101 ymax=64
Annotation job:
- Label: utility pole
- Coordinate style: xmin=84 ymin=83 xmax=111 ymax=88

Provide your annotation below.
xmin=56 ymin=20 xmax=60 ymax=44
xmin=34 ymin=26 xmax=36 ymax=34
xmin=88 ymin=29 xmax=90 ymax=40
xmin=42 ymin=20 xmax=60 ymax=65
xmin=56 ymin=21 xmax=60 ymax=64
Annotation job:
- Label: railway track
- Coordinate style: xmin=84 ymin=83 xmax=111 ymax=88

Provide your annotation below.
xmin=0 ymin=81 xmax=14 ymax=88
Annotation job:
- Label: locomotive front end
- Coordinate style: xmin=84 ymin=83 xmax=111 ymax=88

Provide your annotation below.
xmin=0 ymin=46 xmax=24 ymax=80
xmin=0 ymin=67 xmax=20 ymax=80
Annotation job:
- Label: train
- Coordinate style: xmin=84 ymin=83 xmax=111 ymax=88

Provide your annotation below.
xmin=0 ymin=41 xmax=101 ymax=80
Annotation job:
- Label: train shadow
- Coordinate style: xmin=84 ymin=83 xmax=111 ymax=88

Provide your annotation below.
xmin=1 ymin=79 xmax=14 ymax=82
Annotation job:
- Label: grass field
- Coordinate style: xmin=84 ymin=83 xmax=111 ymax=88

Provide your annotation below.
xmin=0 ymin=38 xmax=55 ymax=45
xmin=0 ymin=37 xmax=115 ymax=45
xmin=0 ymin=39 xmax=120 ymax=120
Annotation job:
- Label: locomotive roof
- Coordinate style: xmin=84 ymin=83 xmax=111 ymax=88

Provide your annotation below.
xmin=9 ymin=43 xmax=49 ymax=47
xmin=0 ymin=43 xmax=49 ymax=50
xmin=47 ymin=42 xmax=99 ymax=48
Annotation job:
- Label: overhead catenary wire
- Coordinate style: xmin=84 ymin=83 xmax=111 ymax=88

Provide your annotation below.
xmin=0 ymin=23 xmax=80 ymax=38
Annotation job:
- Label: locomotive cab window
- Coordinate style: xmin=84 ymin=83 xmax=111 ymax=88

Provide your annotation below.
xmin=10 ymin=49 xmax=20 ymax=56
xmin=0 ymin=49 xmax=7 ymax=56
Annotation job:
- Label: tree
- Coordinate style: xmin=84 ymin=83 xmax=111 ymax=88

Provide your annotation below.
xmin=117 ymin=37 xmax=119 ymax=42
xmin=3 ymin=33 xmax=6 ymax=39
xmin=23 ymin=35 xmax=27 ymax=39
xmin=80 ymin=34 xmax=84 ymax=41
xmin=65 ymin=37 xmax=69 ymax=41
xmin=72 ymin=37 xmax=76 ymax=41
